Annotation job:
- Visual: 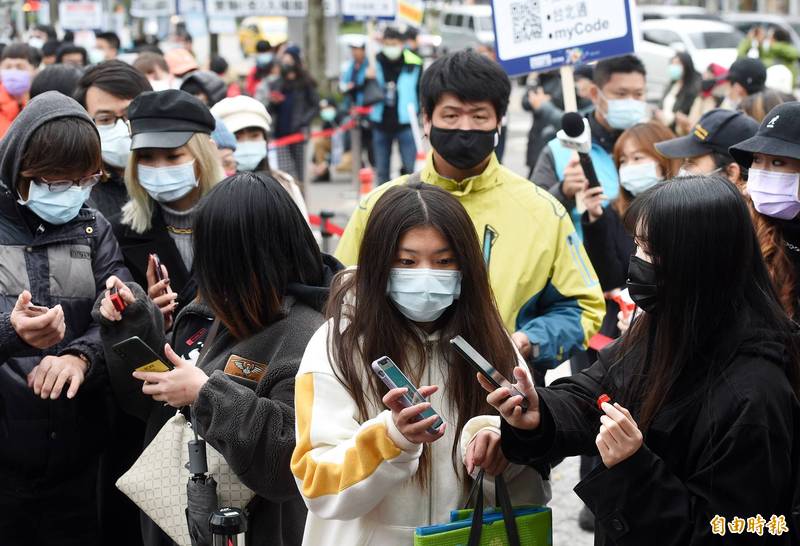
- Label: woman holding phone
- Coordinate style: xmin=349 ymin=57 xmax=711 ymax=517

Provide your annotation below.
xmin=481 ymin=176 xmax=800 ymax=545
xmin=111 ymin=90 xmax=224 ymax=331
xmin=291 ymin=183 xmax=548 ymax=545
xmin=95 ymin=172 xmax=340 ymax=546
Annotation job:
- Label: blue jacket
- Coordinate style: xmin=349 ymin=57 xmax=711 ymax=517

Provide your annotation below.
xmin=369 ymin=49 xmax=423 ymax=125
xmin=548 ymin=139 xmax=619 ymax=241
xmin=340 ymin=59 xmax=369 ymax=110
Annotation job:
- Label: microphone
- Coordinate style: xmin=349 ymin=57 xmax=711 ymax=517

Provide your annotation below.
xmin=557 ymin=112 xmax=601 ymax=189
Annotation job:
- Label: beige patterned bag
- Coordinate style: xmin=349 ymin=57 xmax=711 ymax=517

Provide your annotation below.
xmin=116 ymin=412 xmax=256 ymax=546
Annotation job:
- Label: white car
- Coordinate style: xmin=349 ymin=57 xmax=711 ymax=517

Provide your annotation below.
xmin=638 ymin=19 xmax=744 ymax=100
xmin=437 ymin=4 xmax=494 ymax=53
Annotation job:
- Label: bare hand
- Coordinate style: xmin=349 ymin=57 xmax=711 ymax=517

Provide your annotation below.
xmin=133 ymin=343 xmax=208 ymax=407
xmin=562 ymin=155 xmax=589 ymax=199
xmin=527 ymin=88 xmax=551 ymax=110
xmin=596 ymin=402 xmax=643 ymax=468
xmin=10 ymin=291 xmax=65 ymax=349
xmin=27 ymin=354 xmax=87 ymax=399
xmin=584 ymin=186 xmax=607 ymax=222
xmin=365 ymin=66 xmax=376 ymax=80
xmin=675 ymin=112 xmax=692 ymax=135
xmin=465 ymin=430 xmax=509 ymax=476
xmin=146 ymin=256 xmax=176 ymax=331
xmin=511 ymin=331 xmax=531 ymax=359
xmin=478 ymin=366 xmax=540 ymax=431
xmin=382 ymin=385 xmax=446 ymax=444
xmin=98 ymin=276 xmax=136 ymax=322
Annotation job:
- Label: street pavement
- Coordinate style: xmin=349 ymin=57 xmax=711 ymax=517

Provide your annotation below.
xmin=304 ymin=83 xmax=595 ymax=545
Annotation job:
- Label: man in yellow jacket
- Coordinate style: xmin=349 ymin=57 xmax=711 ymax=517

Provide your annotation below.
xmin=336 ymin=50 xmax=605 ymax=371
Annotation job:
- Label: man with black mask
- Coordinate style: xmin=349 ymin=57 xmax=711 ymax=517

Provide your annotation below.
xmin=337 ymin=50 xmax=605 ymax=379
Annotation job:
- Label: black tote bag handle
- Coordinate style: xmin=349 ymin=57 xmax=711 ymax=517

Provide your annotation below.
xmin=464 ymin=470 xmax=521 ymax=546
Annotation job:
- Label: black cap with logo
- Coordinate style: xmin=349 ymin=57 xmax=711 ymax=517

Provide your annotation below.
xmin=725 ymin=57 xmax=767 ymax=95
xmin=729 ymin=102 xmax=800 ymax=168
xmin=128 ymin=89 xmax=216 ymax=150
xmin=655 ymin=109 xmax=759 ymax=160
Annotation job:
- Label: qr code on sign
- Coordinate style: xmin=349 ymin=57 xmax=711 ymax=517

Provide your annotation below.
xmin=511 ymin=0 xmax=542 ymax=43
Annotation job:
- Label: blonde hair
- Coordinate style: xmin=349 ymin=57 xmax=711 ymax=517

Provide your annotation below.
xmin=121 ymin=133 xmax=224 ymax=233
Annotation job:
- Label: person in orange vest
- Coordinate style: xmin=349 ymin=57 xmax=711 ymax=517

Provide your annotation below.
xmin=0 ymin=44 xmax=39 ymax=139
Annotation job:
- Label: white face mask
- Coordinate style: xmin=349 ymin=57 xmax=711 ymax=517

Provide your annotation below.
xmin=677 ymin=166 xmax=722 ymax=178
xmin=382 ymin=46 xmax=403 ymax=61
xmin=387 ymin=268 xmax=462 ymax=323
xmin=148 ymin=79 xmax=172 ymax=92
xmin=28 ymin=37 xmax=44 ymax=50
xmin=137 ymin=160 xmax=198 ymax=203
xmin=97 ymin=119 xmax=132 ymax=169
xmin=619 ymin=161 xmax=662 ymax=196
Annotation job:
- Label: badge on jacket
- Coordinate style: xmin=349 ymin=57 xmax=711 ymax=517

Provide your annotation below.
xmin=224 ymin=355 xmax=267 ymax=382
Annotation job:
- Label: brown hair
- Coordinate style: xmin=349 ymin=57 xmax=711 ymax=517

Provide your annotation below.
xmin=740 ymin=90 xmax=789 ymax=123
xmin=325 ymin=183 xmax=517 ymax=488
xmin=611 ymin=121 xmax=680 ymax=217
xmin=132 ymin=51 xmax=169 ymax=76
xmin=20 ymin=117 xmax=101 ymax=182
xmin=750 ymin=204 xmax=797 ymax=316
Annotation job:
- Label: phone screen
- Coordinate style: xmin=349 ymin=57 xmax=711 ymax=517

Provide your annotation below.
xmin=372 ymin=356 xmax=444 ymax=432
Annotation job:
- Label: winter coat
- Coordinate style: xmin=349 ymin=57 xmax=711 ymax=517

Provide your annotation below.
xmin=93 ymin=255 xmax=341 ymax=546
xmin=501 ymin=330 xmax=800 ymax=545
xmin=0 ymin=91 xmax=130 ymax=484
xmin=110 ymin=205 xmax=197 ymax=312
xmin=87 ymin=168 xmax=129 ymax=221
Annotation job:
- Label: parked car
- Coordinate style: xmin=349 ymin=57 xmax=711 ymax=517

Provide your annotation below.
xmin=637 ymin=5 xmax=722 ymax=21
xmin=438 ymin=4 xmax=494 ymax=52
xmin=638 ymin=19 xmax=743 ymax=100
xmin=723 ymin=13 xmax=800 ymax=51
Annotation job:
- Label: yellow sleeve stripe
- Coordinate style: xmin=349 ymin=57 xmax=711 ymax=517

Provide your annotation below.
xmin=290 ymin=372 xmax=403 ymax=499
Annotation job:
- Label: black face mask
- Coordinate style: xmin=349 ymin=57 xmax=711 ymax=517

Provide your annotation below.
xmin=701 ymin=78 xmax=716 ymax=93
xmin=626 ymin=255 xmax=659 ymax=314
xmin=429 ymin=126 xmax=497 ymax=170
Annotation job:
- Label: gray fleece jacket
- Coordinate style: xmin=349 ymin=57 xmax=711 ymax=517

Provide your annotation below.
xmin=93 ymin=281 xmax=327 ymax=546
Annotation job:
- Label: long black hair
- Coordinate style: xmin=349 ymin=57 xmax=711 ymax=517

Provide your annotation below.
xmin=621 ymin=175 xmax=800 ymax=429
xmin=193 ymin=172 xmax=324 ymax=339
xmin=326 ymin=182 xmax=517 ymax=487
xmin=676 ymin=51 xmax=701 ymax=89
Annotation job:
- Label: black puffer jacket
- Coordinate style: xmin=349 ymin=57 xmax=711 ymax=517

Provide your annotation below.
xmin=0 ymin=91 xmax=131 ymax=484
xmin=502 ymin=328 xmax=800 ymax=545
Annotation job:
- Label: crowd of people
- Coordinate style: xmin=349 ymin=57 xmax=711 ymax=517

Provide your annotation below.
xmin=0 ymin=18 xmax=799 ymax=546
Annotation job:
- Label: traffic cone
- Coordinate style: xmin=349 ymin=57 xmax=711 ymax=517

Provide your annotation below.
xmin=359 ymin=167 xmax=374 ymax=195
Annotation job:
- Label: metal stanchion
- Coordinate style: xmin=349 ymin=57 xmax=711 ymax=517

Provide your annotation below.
xmin=320 ymin=210 xmax=335 ymax=254
xmin=210 ymin=507 xmax=247 ymax=546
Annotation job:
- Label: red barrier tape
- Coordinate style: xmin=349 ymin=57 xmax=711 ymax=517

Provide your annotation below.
xmin=269 ymin=106 xmax=370 ymax=149
xmin=308 ymin=214 xmax=345 ymax=236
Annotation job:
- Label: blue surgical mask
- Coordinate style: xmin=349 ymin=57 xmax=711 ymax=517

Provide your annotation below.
xmin=137 ymin=160 xmax=198 ymax=203
xmin=256 ymin=52 xmax=273 ymax=67
xmin=619 ymin=161 xmax=662 ymax=196
xmin=18 ymin=182 xmax=91 ymax=225
xmin=234 ymin=141 xmax=267 ymax=172
xmin=668 ymin=64 xmax=683 ymax=82
xmin=387 ymin=268 xmax=462 ymax=323
xmin=603 ymin=95 xmax=648 ymax=130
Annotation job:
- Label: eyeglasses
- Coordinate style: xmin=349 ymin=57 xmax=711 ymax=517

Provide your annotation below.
xmin=36 ymin=172 xmax=104 ymax=192
xmin=93 ymin=113 xmax=127 ymax=127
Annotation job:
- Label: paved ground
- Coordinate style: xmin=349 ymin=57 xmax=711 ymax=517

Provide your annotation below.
xmin=303 ymin=83 xmax=595 ymax=545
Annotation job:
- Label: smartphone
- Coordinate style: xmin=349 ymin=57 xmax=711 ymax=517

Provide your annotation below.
xmin=112 ymin=336 xmax=173 ymax=373
xmin=371 ymin=356 xmax=444 ymax=435
xmin=450 ymin=335 xmax=529 ymax=411
xmin=151 ymin=253 xmax=165 ymax=283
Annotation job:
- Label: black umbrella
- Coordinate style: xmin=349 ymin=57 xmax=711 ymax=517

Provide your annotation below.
xmin=185 ymin=411 xmax=218 ymax=546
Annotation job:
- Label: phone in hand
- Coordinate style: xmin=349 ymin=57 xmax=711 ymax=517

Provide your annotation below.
xmin=450 ymin=335 xmax=529 ymax=411
xmin=371 ymin=356 xmax=444 ymax=435
xmin=112 ymin=336 xmax=173 ymax=373
xmin=151 ymin=253 xmax=165 ymax=283
xmin=25 ymin=304 xmax=49 ymax=316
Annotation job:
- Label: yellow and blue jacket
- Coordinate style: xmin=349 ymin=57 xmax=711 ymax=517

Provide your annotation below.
xmin=335 ymin=153 xmax=605 ymax=367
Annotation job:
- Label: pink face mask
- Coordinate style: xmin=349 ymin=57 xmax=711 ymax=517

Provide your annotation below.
xmin=747 ymin=168 xmax=800 ymax=220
